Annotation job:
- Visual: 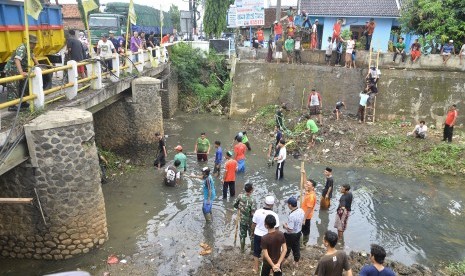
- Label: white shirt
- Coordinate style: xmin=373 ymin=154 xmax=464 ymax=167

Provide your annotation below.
xmin=461 ymin=44 xmax=465 ymax=55
xmin=286 ymin=208 xmax=305 ymax=233
xmin=310 ymin=93 xmax=320 ymax=106
xmin=165 ymin=166 xmax=180 ymax=183
xmin=346 ymin=40 xmax=355 ymax=54
xmin=359 ymin=93 xmax=369 ymax=106
xmin=252 ymin=208 xmax=280 ymax=236
xmin=277 ymin=146 xmax=286 ymax=163
xmin=312 ymin=23 xmax=317 ymax=33
xmin=326 ymin=43 xmax=333 ymax=55
xmin=294 ymin=40 xmax=301 ymax=50
xmin=97 ymin=40 xmax=115 ymax=58
xmin=414 ymin=124 xmax=428 ymax=135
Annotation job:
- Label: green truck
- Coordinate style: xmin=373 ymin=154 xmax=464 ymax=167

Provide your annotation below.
xmin=88 ymin=2 xmax=172 ymax=44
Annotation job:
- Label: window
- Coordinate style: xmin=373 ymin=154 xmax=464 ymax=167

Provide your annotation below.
xmin=89 ymin=17 xmax=118 ymax=28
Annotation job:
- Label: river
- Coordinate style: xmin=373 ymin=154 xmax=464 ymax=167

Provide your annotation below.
xmin=0 ymin=113 xmax=464 ymax=275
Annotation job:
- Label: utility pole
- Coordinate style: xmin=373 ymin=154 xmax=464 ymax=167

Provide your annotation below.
xmin=189 ymin=0 xmax=193 ymax=40
xmin=193 ymin=0 xmax=197 ymax=36
xmin=276 ymin=0 xmax=281 ymax=22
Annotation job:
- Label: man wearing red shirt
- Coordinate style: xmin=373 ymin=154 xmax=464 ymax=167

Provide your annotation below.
xmin=257 ymin=28 xmax=264 ymax=46
xmin=443 ymin=104 xmax=458 ymax=142
xmin=223 ymin=151 xmax=238 ymax=199
xmin=332 ymin=19 xmax=342 ymax=43
xmin=161 ymin=33 xmax=170 ymax=45
xmin=274 ymin=21 xmax=283 ymax=42
xmin=234 ymin=136 xmax=247 ymax=172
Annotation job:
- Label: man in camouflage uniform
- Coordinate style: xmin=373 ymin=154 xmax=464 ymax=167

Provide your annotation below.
xmin=233 ymin=183 xmax=255 ymax=253
xmin=3 ymin=35 xmax=39 ymax=111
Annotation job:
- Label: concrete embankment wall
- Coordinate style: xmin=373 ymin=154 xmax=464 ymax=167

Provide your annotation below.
xmin=230 ymin=61 xmax=465 ymax=127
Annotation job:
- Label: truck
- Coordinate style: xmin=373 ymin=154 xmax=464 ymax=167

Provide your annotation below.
xmin=88 ymin=2 xmax=173 ymax=45
xmin=0 ymin=0 xmax=65 ymax=70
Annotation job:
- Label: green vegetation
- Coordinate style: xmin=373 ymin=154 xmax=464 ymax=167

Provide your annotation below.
xmin=420 ymin=143 xmax=465 ymax=172
xmin=169 ymin=43 xmax=231 ymax=111
xmin=367 ymin=135 xmax=405 ymax=149
xmin=203 ymin=0 xmax=234 ymax=38
xmin=98 ymin=148 xmax=136 ymax=173
xmin=445 ymin=260 xmax=465 ymax=276
xmin=168 ymin=4 xmax=181 ymax=31
xmin=257 ymin=105 xmax=276 ymax=117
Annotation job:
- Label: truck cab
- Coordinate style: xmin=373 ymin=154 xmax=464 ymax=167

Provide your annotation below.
xmin=88 ymin=13 xmax=127 ymax=45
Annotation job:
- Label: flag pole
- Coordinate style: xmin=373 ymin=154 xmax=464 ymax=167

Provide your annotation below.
xmin=125 ymin=14 xmax=130 ymax=56
xmin=24 ymin=0 xmax=34 ymax=112
xmin=160 ymin=4 xmax=163 ymax=45
xmin=84 ymin=11 xmax=92 ymax=56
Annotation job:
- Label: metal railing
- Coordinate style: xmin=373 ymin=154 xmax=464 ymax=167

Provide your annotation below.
xmin=0 ymin=46 xmax=169 ymax=112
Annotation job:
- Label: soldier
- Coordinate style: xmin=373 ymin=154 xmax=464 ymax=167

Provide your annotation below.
xmin=233 ymin=183 xmax=255 ymax=253
xmin=3 ymin=34 xmax=40 ymax=111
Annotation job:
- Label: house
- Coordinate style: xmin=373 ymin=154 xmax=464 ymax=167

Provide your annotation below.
xmin=301 ymin=0 xmax=401 ymax=52
xmin=62 ymin=4 xmax=84 ymax=30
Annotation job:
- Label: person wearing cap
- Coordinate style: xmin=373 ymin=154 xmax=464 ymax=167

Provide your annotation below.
xmin=153 ymin=132 xmax=167 ymax=169
xmin=311 ymin=19 xmax=319 ymax=49
xmin=364 ymin=18 xmax=376 ymax=50
xmin=273 ymin=21 xmax=283 ymax=42
xmin=174 ymin=145 xmax=187 ymax=173
xmin=3 ymin=34 xmax=40 ymax=111
xmin=213 ymin=141 xmax=223 ymax=178
xmin=282 ymin=196 xmax=305 ymax=268
xmin=443 ymin=104 xmax=458 ymax=143
xmin=393 ymin=37 xmax=406 ymax=63
xmin=307 ymin=88 xmax=323 ymax=125
xmin=301 ymin=179 xmax=317 ymax=247
xmin=334 ymin=184 xmax=353 ymax=240
xmin=97 ymin=33 xmax=116 ymax=72
xmin=233 ymin=183 xmax=255 ymax=253
xmin=194 ymin=132 xmax=210 ymax=162
xmin=164 ymin=160 xmax=181 ymax=186
xmin=441 ymin=40 xmax=455 ymax=64
xmin=223 ymin=151 xmax=237 ymax=199
xmin=260 ymin=214 xmax=287 ymax=276
xmin=251 ymin=196 xmax=280 ymax=273
xmin=321 ymin=167 xmax=334 ymax=209
xmin=274 ymin=139 xmax=287 ymax=180
xmin=234 ymin=135 xmax=247 ymax=173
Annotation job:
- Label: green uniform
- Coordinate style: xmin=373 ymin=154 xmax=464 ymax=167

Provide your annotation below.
xmin=196 ymin=138 xmax=210 ymax=153
xmin=3 ymin=43 xmax=34 ymax=100
xmin=234 ymin=193 xmax=255 ymax=252
xmin=174 ymin=152 xmax=187 ymax=172
xmin=306 ymin=119 xmax=319 ymax=133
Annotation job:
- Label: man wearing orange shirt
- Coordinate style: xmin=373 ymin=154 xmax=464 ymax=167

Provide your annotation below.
xmin=332 ymin=19 xmax=342 ymax=44
xmin=274 ymin=21 xmax=283 ymax=42
xmin=234 ymin=136 xmax=247 ymax=173
xmin=161 ymin=33 xmax=170 ymax=45
xmin=301 ymin=179 xmax=317 ymax=248
xmin=257 ymin=28 xmax=265 ymax=46
xmin=223 ymin=151 xmax=238 ymax=199
xmin=443 ymin=104 xmax=458 ymax=143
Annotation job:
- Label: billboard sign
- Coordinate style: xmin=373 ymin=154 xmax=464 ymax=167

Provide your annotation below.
xmin=227 ymin=6 xmax=237 ymax=28
xmin=235 ymin=0 xmax=264 ymax=26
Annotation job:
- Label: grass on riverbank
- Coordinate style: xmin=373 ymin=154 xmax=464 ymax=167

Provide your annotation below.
xmin=98 ymin=148 xmax=138 ymax=178
xmin=445 ymin=260 xmax=465 ymax=276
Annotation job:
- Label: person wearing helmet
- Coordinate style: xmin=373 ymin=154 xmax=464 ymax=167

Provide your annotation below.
xmin=164 ymin=160 xmax=181 ymax=187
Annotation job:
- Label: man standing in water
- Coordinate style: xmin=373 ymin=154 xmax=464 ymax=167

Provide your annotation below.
xmin=233 ymin=183 xmax=255 ymax=253
xmin=234 ymin=136 xmax=247 ymax=173
xmin=153 ymin=132 xmax=167 ymax=169
xmin=193 ymin=167 xmax=216 ymax=222
xmin=252 ymin=196 xmax=280 ymax=273
xmin=315 ymin=231 xmax=353 ymax=276
xmin=275 ymin=139 xmax=287 ymax=180
xmin=321 ymin=167 xmax=334 ymax=209
xmin=164 ymin=160 xmax=181 ymax=186
xmin=301 ymin=179 xmax=317 ymax=248
xmin=194 ymin=132 xmax=210 ymax=162
xmin=334 ymin=184 xmax=353 ymax=240
xmin=174 ymin=145 xmax=187 ymax=174
xmin=223 ymin=151 xmax=237 ymax=199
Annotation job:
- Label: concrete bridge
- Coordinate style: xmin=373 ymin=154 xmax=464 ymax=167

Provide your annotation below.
xmin=0 ymin=56 xmax=178 ymax=260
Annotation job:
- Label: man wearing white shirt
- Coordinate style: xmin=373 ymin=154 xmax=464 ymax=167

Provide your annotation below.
xmin=274 ymin=139 xmax=287 ymax=180
xmin=410 ymin=120 xmax=428 ymax=139
xmin=358 ymin=92 xmax=370 ymax=123
xmin=97 ymin=33 xmax=116 ymax=72
xmin=252 ymin=196 xmax=280 ymax=273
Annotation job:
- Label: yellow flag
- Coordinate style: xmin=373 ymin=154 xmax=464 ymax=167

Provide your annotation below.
xmin=26 ymin=0 xmax=43 ymax=20
xmin=128 ymin=0 xmax=137 ymax=25
xmin=82 ymin=0 xmax=99 ymax=15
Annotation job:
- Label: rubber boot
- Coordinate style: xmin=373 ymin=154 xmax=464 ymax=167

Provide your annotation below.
xmin=301 ymin=235 xmax=309 ymax=249
xmin=240 ymin=238 xmax=246 ymax=253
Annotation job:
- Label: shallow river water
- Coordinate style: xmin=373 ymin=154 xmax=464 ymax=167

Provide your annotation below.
xmin=1 ymin=113 xmax=464 ymax=275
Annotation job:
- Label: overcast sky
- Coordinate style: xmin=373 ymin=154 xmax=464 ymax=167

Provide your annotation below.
xmin=58 ymin=0 xmax=190 ymax=12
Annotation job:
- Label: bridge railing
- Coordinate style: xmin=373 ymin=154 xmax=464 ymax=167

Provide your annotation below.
xmin=0 ymin=46 xmax=169 ymax=112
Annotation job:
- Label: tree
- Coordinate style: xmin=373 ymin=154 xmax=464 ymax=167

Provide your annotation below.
xmin=203 ymin=0 xmax=231 ymax=38
xmin=77 ymin=0 xmax=101 ymax=27
xmin=399 ymin=0 xmax=465 ymax=48
xmin=169 ymin=4 xmax=181 ymax=31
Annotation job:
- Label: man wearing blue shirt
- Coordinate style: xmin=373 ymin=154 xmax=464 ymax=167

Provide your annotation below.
xmin=359 ymin=244 xmax=395 ymax=276
xmin=213 ymin=141 xmax=223 ymax=177
xmin=441 ymin=40 xmax=455 ymax=65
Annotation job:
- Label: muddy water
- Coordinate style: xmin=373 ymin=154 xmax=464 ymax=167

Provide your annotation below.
xmin=1 ymin=113 xmax=464 ymax=275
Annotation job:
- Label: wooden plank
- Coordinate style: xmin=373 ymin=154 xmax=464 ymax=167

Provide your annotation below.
xmin=0 ymin=198 xmax=33 ymax=204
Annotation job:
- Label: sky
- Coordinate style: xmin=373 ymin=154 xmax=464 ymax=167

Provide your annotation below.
xmin=57 ymin=0 xmax=190 ymax=12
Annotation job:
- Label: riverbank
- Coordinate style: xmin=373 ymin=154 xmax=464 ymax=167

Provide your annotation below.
xmin=245 ymin=105 xmax=465 ymax=178
xmin=196 ymin=245 xmax=438 ymax=276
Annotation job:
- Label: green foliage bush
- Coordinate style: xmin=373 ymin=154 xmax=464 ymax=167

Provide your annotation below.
xmin=420 ymin=143 xmax=465 ymax=170
xmin=445 ymin=260 xmax=465 ymax=276
xmin=170 ymin=43 xmax=231 ymax=110
xmin=367 ymin=135 xmax=404 ymax=149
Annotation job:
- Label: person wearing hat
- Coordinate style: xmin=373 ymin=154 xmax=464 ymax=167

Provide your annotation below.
xmin=97 ymin=33 xmax=116 ymax=72
xmin=321 ymin=167 xmax=334 ymax=209
xmin=174 ymin=145 xmax=187 ymax=173
xmin=223 ymin=150 xmax=237 ymax=199
xmin=282 ymin=196 xmax=305 ymax=268
xmin=251 ymin=195 xmax=280 ymax=273
xmin=233 ymin=183 xmax=255 ymax=253
xmin=441 ymin=40 xmax=455 ymax=64
xmin=164 ymin=160 xmax=181 ymax=187
xmin=3 ymin=34 xmax=40 ymax=111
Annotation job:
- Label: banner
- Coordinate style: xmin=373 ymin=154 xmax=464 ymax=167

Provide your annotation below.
xmin=128 ymin=0 xmax=137 ymax=25
xmin=82 ymin=0 xmax=98 ymax=16
xmin=227 ymin=7 xmax=237 ymax=28
xmin=235 ymin=0 xmax=264 ymax=26
xmin=26 ymin=0 xmax=43 ymax=20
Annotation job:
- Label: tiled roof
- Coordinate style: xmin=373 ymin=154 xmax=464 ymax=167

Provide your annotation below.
xmin=62 ymin=4 xmax=81 ymax=19
xmin=301 ymin=0 xmax=400 ymax=18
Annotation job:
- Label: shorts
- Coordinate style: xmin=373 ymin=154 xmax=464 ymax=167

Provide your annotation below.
xmin=275 ymin=34 xmax=282 ymax=41
xmin=253 ymin=234 xmax=262 ymax=257
xmin=309 ymin=105 xmax=321 ymax=115
xmin=77 ymin=65 xmax=85 ymax=74
xmin=286 ymin=50 xmax=293 ymax=57
xmin=275 ymin=51 xmax=283 ymax=59
xmin=325 ymin=54 xmax=332 ymax=61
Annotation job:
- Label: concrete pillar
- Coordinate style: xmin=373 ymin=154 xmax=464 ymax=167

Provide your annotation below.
xmin=31 ymin=66 xmax=44 ymax=108
xmin=131 ymin=77 xmax=164 ymax=144
xmin=21 ymin=108 xmax=108 ymax=260
xmin=65 ymin=60 xmax=78 ymax=100
xmin=90 ymin=57 xmax=103 ymax=90
xmin=110 ymin=54 xmax=120 ymax=83
xmin=136 ymin=49 xmax=144 ymax=72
